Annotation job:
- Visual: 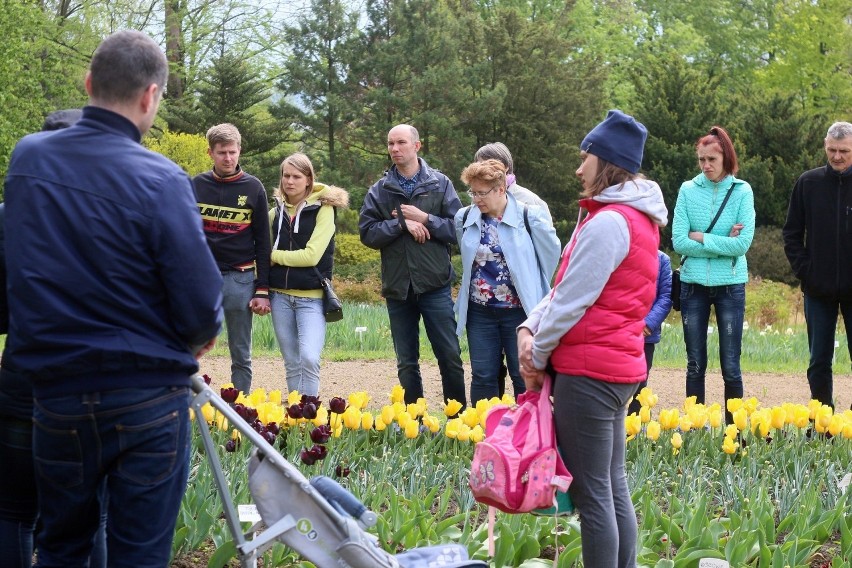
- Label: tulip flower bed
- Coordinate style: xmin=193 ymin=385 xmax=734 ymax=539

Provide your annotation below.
xmin=171 ymin=381 xmax=852 ymax=568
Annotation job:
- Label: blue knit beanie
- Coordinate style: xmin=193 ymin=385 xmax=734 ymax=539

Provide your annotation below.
xmin=580 ymin=110 xmax=648 ymax=174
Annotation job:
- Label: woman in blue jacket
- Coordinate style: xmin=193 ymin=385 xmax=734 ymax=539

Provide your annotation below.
xmin=672 ymin=126 xmax=755 ymax=423
xmin=454 ymin=159 xmax=561 ymax=404
xmin=627 ymin=250 xmax=673 ymax=415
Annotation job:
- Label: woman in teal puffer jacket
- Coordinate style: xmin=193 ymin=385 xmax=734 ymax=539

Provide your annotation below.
xmin=672 ymin=126 xmax=755 ymax=423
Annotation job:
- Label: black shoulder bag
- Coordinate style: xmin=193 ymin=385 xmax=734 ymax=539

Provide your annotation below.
xmin=314 ymin=267 xmax=343 ymax=323
xmin=671 ymin=184 xmax=737 ymax=311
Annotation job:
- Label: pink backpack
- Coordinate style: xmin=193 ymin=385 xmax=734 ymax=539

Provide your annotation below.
xmin=469 ymin=375 xmax=572 ymax=514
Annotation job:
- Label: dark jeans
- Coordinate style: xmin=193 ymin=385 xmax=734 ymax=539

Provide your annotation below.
xmin=386 ymin=284 xmax=466 ymax=407
xmin=681 ymin=282 xmax=745 ymax=420
xmin=466 ymin=302 xmax=527 ymax=405
xmin=626 ymin=343 xmax=655 ymax=416
xmin=33 ymin=386 xmax=191 ymax=568
xmin=0 ymin=416 xmax=107 ymax=568
xmin=554 ymin=374 xmax=638 ymax=568
xmin=804 ymin=293 xmax=852 ymax=409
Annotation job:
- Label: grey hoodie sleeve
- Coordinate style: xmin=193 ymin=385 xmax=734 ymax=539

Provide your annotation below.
xmin=525 ymin=211 xmax=630 ymax=370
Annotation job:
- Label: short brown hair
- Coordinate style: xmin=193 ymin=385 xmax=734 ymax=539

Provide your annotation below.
xmin=88 ymin=31 xmax=168 ymax=105
xmin=206 ymin=123 xmax=241 ymax=148
xmin=460 ymin=159 xmax=507 ymax=190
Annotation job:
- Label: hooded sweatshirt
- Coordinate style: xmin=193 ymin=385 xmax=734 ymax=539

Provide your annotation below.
xmin=268 ymin=182 xmax=349 ymax=297
xmin=522 ymin=178 xmax=669 ymax=380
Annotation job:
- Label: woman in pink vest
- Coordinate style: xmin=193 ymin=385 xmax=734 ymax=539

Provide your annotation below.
xmin=518 ymin=110 xmax=668 ymax=568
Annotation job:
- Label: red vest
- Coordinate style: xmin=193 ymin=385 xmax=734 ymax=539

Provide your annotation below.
xmin=549 ymin=201 xmax=659 ymax=383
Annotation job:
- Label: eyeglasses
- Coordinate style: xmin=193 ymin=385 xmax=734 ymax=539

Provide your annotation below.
xmin=467 ymin=187 xmax=498 ymax=200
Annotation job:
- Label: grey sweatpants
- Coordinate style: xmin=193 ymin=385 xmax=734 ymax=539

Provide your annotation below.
xmin=554 ymin=374 xmax=639 ymax=568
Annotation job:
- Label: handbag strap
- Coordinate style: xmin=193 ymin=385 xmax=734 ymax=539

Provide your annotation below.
xmin=312 ymin=266 xmax=327 ymax=288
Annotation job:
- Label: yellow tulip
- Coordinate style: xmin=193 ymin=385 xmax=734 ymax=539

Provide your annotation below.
xmin=770 ymin=407 xmax=786 ymax=430
xmin=214 ymin=413 xmax=229 ymax=431
xmin=444 ymin=399 xmax=463 ymax=417
xmin=678 ymin=415 xmax=693 ymax=432
xmin=267 ymin=390 xmax=282 ymax=405
xmin=348 ymin=391 xmax=371 ymax=410
xmin=842 ymin=423 xmax=852 ymax=440
xmin=342 ymin=407 xmax=362 ymax=430
xmin=500 ymin=394 xmax=515 ymax=405
xmin=743 ymin=397 xmax=759 ymax=415
xmin=682 ymin=396 xmax=698 ymax=412
xmin=407 ymin=402 xmax=425 ymax=418
xmin=404 ymin=419 xmax=419 ymax=439
xmin=332 ymin=422 xmax=343 ymax=438
xmin=639 ymin=405 xmax=651 ymax=424
xmin=380 ymin=405 xmax=396 ymax=426
xmin=474 ymin=399 xmax=491 ymax=417
xmin=733 ymin=408 xmax=748 ymax=431
xmin=445 ymin=418 xmax=461 ymax=439
xmin=201 ymin=403 xmax=216 ymax=424
xmin=361 ymin=412 xmax=374 ymax=431
xmin=287 ymin=390 xmax=302 ymax=406
xmin=815 ymin=405 xmax=833 ymax=433
xmin=312 ymin=406 xmax=329 ymax=427
xmin=396 ymin=412 xmax=412 ymax=429
xmin=828 ymin=415 xmax=844 ymax=437
xmin=708 ymin=403 xmax=723 ymax=428
xmin=461 ymin=408 xmax=481 ymax=429
xmin=726 ymin=398 xmax=743 ymax=414
xmin=659 ymin=409 xmax=680 ymax=430
xmin=687 ymin=405 xmax=708 ymax=429
xmin=724 ymin=424 xmax=739 ymax=439
xmin=470 ymin=425 xmax=485 ymax=443
xmin=422 ymin=414 xmax=441 ymax=433
xmin=671 ymin=432 xmax=683 ymax=454
xmin=791 ymin=405 xmax=811 ymax=429
xmin=330 ymin=413 xmax=342 ymax=430
xmin=231 ymin=429 xmax=242 ymax=441
xmin=625 ymin=414 xmax=642 ymax=438
xmin=807 ymin=399 xmax=823 ymax=419
xmin=645 ymin=420 xmax=661 ymax=442
xmin=248 ymin=388 xmax=267 ymax=407
xmin=391 ymin=402 xmax=407 ymax=420
xmin=390 ymin=385 xmax=405 ymax=404
xmin=722 ymin=436 xmax=737 ymax=455
xmin=636 ymin=387 xmax=658 ymax=408
xmin=456 ymin=424 xmax=471 ymax=443
xmin=751 ymin=409 xmax=770 ymax=437
xmin=375 ymin=419 xmax=387 ymax=432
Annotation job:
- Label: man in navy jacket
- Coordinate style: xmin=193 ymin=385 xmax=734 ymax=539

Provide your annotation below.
xmin=3 ymin=30 xmax=222 ymax=567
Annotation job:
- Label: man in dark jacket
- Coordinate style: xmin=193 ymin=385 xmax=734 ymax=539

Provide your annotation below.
xmin=3 ymin=31 xmax=223 ymax=566
xmin=359 ymin=124 xmax=466 ymax=408
xmin=194 ymin=123 xmax=271 ymax=394
xmin=783 ymin=121 xmax=852 ymax=410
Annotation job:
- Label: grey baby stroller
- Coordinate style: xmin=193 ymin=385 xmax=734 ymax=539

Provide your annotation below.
xmin=189 ymin=375 xmax=488 ymax=568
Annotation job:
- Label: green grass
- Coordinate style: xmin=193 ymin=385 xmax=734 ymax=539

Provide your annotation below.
xmin=214 ymin=302 xmax=849 ymax=375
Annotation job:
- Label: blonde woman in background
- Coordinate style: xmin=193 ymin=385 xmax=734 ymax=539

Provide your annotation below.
xmin=268 ymin=153 xmax=348 ymax=396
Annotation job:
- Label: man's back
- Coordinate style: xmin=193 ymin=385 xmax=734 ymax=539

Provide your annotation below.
xmin=4 ymin=107 xmax=222 ymax=395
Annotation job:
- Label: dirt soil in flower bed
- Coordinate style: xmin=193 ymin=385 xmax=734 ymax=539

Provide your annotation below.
xmin=176 ymin=357 xmax=851 ymax=568
xmin=200 ymin=355 xmax=852 ymax=412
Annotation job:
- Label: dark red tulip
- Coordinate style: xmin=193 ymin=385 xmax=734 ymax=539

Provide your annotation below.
xmin=233 ymin=403 xmax=248 ymax=420
xmin=310 ymin=425 xmax=331 ymax=444
xmin=266 ymin=422 xmax=280 ymax=436
xmin=203 ymin=374 xmax=212 ymax=385
xmin=220 ymin=387 xmax=239 ymax=403
xmin=335 ymin=464 xmax=351 ymax=478
xmin=301 ymin=395 xmax=322 ymax=408
xmin=251 ymin=419 xmax=265 ymax=433
xmin=300 ymin=448 xmax=316 ymax=465
xmin=302 ymin=402 xmax=318 ymax=420
xmin=225 ymin=440 xmax=238 ymax=452
xmin=262 ymin=431 xmax=277 ymax=445
xmin=287 ymin=404 xmax=304 ymax=419
xmin=329 ymin=397 xmax=347 ymax=414
xmin=245 ymin=407 xmax=258 ymax=422
xmin=307 ymin=444 xmax=328 ymax=461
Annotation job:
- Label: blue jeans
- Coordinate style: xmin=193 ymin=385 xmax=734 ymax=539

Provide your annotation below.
xmin=804 ymin=293 xmax=852 ymax=408
xmin=0 ymin=417 xmax=107 ymax=568
xmin=271 ymin=292 xmax=326 ymax=396
xmin=222 ymin=270 xmax=256 ymax=393
xmin=466 ymin=303 xmax=527 ymax=405
xmin=386 ymin=284 xmax=466 ymax=407
xmin=681 ymin=283 xmax=745 ymax=418
xmin=32 ymin=386 xmax=191 ymax=568
xmin=554 ymin=374 xmax=638 ymax=568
